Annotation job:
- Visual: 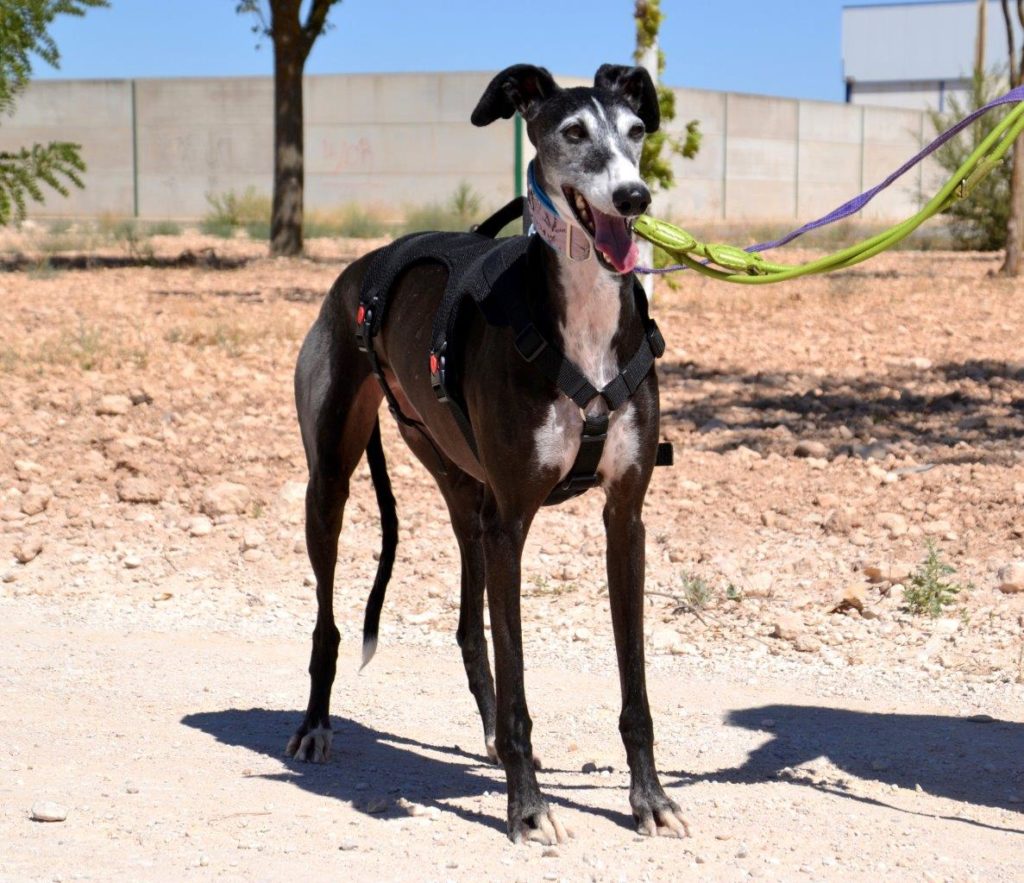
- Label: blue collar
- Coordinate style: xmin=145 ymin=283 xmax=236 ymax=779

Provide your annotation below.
xmin=527 ymin=162 xmax=559 ymax=218
xmin=525 ymin=161 xmax=592 ymax=262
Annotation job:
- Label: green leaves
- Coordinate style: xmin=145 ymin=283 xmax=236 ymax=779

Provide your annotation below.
xmin=0 ymin=0 xmax=108 ymax=112
xmin=0 ymin=141 xmax=86 ymax=223
xmin=928 ymin=70 xmax=1012 ymax=250
xmin=0 ymin=0 xmax=107 ymax=223
xmin=904 ymin=541 xmax=968 ymax=618
xmin=632 ymin=0 xmax=701 ymax=194
xmin=639 ymin=113 xmax=701 ymax=194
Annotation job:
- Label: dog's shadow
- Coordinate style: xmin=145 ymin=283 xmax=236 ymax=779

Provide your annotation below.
xmin=181 ymin=709 xmax=513 ymax=833
xmin=180 ymin=708 xmax=636 ymax=834
xmin=665 ymin=704 xmax=1024 ymax=833
xmin=183 ymin=704 xmax=1024 ymax=836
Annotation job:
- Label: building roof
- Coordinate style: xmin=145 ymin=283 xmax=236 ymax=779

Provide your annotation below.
xmin=843 ymin=1 xmax=1023 ymax=83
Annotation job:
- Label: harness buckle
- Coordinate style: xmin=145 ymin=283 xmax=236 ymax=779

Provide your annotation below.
xmin=355 ymin=306 xmax=374 ymax=352
xmin=430 ymin=345 xmax=449 ymax=403
xmin=514 ymin=324 xmax=547 ymax=362
xmin=581 ymin=412 xmax=609 ymax=442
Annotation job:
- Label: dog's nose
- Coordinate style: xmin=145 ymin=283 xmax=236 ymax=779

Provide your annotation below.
xmin=612 ymin=183 xmax=651 ymax=216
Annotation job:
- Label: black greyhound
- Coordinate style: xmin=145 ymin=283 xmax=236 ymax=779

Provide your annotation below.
xmin=288 ymin=63 xmax=688 ymax=844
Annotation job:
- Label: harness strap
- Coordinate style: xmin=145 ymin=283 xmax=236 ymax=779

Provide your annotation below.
xmin=358 ymin=201 xmax=673 ymax=508
xmin=438 ymin=360 xmax=481 ymax=462
xmin=506 ymin=285 xmax=665 ymax=414
xmin=495 ymin=270 xmax=665 ymax=501
xmin=472 ymin=196 xmax=525 ymax=239
xmin=357 ymin=235 xmax=457 ymax=475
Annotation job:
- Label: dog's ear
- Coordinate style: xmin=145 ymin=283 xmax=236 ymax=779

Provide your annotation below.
xmin=471 ymin=64 xmax=559 ymax=126
xmin=594 ymin=64 xmax=660 ymax=133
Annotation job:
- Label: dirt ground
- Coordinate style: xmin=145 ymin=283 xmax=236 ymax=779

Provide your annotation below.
xmin=1 ymin=231 xmax=1023 ymax=881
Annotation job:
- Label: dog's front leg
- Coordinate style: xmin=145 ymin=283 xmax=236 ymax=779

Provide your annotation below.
xmin=482 ymin=494 xmax=568 ymax=845
xmin=604 ymin=493 xmax=690 ymax=838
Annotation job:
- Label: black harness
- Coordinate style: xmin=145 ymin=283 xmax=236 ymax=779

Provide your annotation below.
xmin=355 ymin=198 xmax=672 ymax=507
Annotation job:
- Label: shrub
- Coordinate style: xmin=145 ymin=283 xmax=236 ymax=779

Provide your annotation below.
xmin=903 ymin=541 xmax=968 ymax=617
xmin=146 ymin=220 xmax=182 ymax=236
xmin=679 ymin=573 xmax=715 ymax=610
xmin=201 ymin=187 xmax=270 ymax=236
xmin=928 ymin=70 xmax=1011 ymax=251
xmin=401 ymin=181 xmax=484 ymax=234
xmin=304 ymin=204 xmax=389 ymax=239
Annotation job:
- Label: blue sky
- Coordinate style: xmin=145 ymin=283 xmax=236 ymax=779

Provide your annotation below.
xmin=36 ymin=0 xmax=942 ymax=103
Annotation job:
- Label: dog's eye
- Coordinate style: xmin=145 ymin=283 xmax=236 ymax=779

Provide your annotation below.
xmin=562 ymin=123 xmax=587 ymax=142
xmin=628 ymin=123 xmax=645 ymax=140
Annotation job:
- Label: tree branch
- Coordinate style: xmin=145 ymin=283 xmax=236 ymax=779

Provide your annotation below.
xmin=0 ymin=142 xmax=86 ymax=224
xmin=1017 ymin=0 xmax=1024 ymax=85
xmin=1003 ymin=1 xmax=1017 ymax=85
xmin=235 ymin=0 xmax=271 ymax=37
xmin=1008 ymin=0 xmax=1022 ymax=85
xmin=300 ymin=0 xmax=339 ymax=57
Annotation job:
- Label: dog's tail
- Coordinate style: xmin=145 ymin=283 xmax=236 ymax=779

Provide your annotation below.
xmin=361 ymin=417 xmax=398 ymax=669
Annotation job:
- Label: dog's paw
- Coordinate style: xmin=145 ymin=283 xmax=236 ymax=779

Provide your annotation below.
xmin=632 ymin=792 xmax=690 ymax=838
xmin=285 ymin=725 xmax=333 ymax=763
xmin=511 ymin=805 xmax=571 ymax=846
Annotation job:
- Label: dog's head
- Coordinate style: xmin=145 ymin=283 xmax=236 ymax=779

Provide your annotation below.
xmin=472 ymin=63 xmax=659 ymax=274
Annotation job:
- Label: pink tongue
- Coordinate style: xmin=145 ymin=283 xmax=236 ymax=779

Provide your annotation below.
xmin=591 ymin=206 xmax=638 ymax=273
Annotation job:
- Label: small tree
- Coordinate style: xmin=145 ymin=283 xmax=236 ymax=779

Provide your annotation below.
xmin=0 ymin=0 xmax=108 ymax=224
xmin=928 ymin=70 xmax=1011 ymax=251
xmin=998 ymin=0 xmax=1024 ymax=274
xmin=633 ymin=0 xmax=700 ymax=194
xmin=237 ymin=0 xmax=342 ymax=257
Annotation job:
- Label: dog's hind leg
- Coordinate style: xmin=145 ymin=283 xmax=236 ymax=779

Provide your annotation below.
xmin=444 ymin=476 xmax=497 ymax=761
xmin=391 ymin=428 xmax=498 ymax=763
xmin=288 ymin=310 xmax=382 ymax=763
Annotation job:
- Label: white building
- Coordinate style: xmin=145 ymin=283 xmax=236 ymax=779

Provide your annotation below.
xmin=843 ymin=0 xmax=1023 ymax=109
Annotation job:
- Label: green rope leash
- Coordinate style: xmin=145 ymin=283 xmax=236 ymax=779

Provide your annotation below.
xmin=633 ymin=97 xmax=1024 ymax=284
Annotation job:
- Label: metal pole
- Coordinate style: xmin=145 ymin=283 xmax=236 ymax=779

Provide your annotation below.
xmin=794 ymin=103 xmax=801 ymax=218
xmin=131 ymin=79 xmax=139 ymax=219
xmin=722 ymin=93 xmax=728 ymax=219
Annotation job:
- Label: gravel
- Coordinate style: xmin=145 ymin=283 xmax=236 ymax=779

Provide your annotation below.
xmin=0 ymin=239 xmax=1021 ymax=880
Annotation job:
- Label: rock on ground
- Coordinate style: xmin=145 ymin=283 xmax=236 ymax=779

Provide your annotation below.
xmin=96 ymin=394 xmax=133 ymax=416
xmin=116 ymin=477 xmax=163 ymax=504
xmin=15 ymin=536 xmax=44 ymax=564
xmin=997 ymin=561 xmax=1024 ymax=594
xmin=200 ymin=482 xmax=251 ymax=518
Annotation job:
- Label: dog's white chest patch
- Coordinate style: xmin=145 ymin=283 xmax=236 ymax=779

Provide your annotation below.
xmin=532 ymin=263 xmax=640 ymax=483
xmin=534 ymin=400 xmax=638 ymax=483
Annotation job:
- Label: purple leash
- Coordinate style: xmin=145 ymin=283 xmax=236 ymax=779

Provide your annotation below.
xmin=638 ymin=85 xmax=1024 ymax=275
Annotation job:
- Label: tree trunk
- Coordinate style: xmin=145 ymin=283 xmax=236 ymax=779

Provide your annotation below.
xmin=976 ymin=0 xmax=987 ymax=79
xmin=999 ymin=0 xmax=1024 ymax=275
xmin=1001 ymin=143 xmax=1024 ymax=275
xmin=270 ymin=24 xmax=306 ymax=257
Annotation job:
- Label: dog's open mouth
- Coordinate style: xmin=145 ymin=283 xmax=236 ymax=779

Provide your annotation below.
xmin=563 ymin=186 xmax=639 ymax=274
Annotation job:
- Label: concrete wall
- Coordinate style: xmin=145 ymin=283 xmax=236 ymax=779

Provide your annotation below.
xmin=658 ymin=87 xmax=937 ymax=222
xmin=0 ymin=72 xmax=937 ymax=225
xmin=0 ymin=79 xmax=135 ymax=217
